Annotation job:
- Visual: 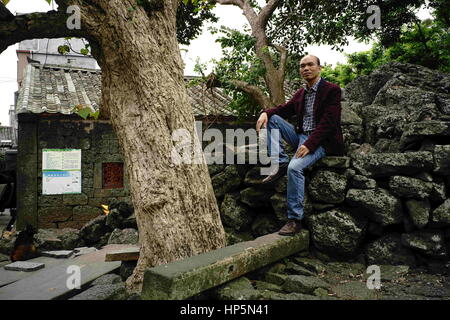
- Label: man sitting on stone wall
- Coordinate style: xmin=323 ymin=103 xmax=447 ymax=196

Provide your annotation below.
xmin=256 ymin=55 xmax=344 ymax=236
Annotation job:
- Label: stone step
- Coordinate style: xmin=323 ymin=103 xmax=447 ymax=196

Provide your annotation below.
xmin=141 ymin=230 xmax=309 ymax=300
xmin=0 ymin=244 xmax=133 ymax=300
xmin=105 ymin=246 xmax=140 ymax=262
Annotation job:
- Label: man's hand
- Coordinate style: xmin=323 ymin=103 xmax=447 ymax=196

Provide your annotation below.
xmin=256 ymin=112 xmax=268 ymax=133
xmin=295 ymin=145 xmax=310 ymax=158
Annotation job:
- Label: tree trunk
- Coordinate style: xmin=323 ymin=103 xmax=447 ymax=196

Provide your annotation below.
xmin=79 ymin=0 xmax=226 ymax=292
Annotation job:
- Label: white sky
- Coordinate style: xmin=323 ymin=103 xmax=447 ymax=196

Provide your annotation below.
xmin=0 ymin=1 xmax=432 ymax=125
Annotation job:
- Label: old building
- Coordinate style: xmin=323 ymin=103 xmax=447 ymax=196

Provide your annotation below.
xmin=15 ymin=62 xmax=247 ymax=230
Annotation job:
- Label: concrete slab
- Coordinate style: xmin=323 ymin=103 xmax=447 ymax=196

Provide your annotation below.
xmin=141 ymin=230 xmax=309 ymax=300
xmin=41 ymin=250 xmax=74 ymax=259
xmin=0 ymin=244 xmax=132 ymax=300
xmin=74 ymin=247 xmax=98 ymax=257
xmin=0 ymin=256 xmax=68 ymax=288
xmin=4 ymin=262 xmax=45 ymax=272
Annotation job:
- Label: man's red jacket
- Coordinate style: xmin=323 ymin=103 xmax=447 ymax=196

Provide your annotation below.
xmin=264 ymin=78 xmax=345 ymax=156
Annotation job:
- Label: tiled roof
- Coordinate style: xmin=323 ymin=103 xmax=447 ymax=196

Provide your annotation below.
xmin=0 ymin=126 xmax=13 ymax=141
xmin=16 ymin=64 xmax=236 ymax=117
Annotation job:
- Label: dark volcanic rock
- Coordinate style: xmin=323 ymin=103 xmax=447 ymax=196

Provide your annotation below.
xmin=270 ymin=193 xmax=289 ymax=223
xmin=306 ymin=209 xmax=368 ymax=258
xmin=239 ymin=187 xmax=274 ymax=207
xmin=405 ymin=199 xmax=430 ymax=229
xmin=80 ymin=216 xmax=111 ymax=244
xmin=399 ymin=121 xmax=450 ymax=150
xmin=365 ymin=234 xmax=417 ymax=266
xmin=308 ymin=170 xmax=348 ymax=204
xmin=251 ymin=215 xmax=279 ymax=237
xmin=351 ymin=175 xmax=376 ymax=189
xmin=352 ymin=152 xmax=434 ymax=178
xmin=431 ymin=199 xmax=450 ymax=226
xmin=211 ymin=165 xmax=243 ymax=198
xmin=401 ymin=231 xmax=448 ymax=258
xmin=220 ymin=193 xmax=253 ymax=231
xmin=346 ymin=188 xmax=403 ymax=226
xmin=389 ymin=176 xmax=433 ymax=200
xmin=107 ymin=228 xmax=139 ymax=245
xmin=282 ymin=275 xmax=330 ymax=295
xmin=433 ymin=145 xmax=450 ymax=176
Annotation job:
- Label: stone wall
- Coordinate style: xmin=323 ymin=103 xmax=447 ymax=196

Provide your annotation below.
xmin=17 ymin=114 xmax=255 ymax=230
xmin=16 ymin=114 xmax=131 ymax=229
xmin=213 ymin=62 xmax=450 ymax=268
xmin=211 ymin=148 xmax=449 ymax=268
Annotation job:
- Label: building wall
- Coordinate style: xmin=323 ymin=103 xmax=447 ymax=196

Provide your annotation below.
xmin=17 ymin=114 xmax=254 ymax=230
xmin=18 ymin=115 xmax=130 ymax=229
xmin=18 ymin=39 xmax=98 ymax=69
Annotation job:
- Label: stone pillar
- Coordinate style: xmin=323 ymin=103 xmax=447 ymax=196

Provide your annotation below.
xmin=16 ymin=113 xmax=38 ymax=230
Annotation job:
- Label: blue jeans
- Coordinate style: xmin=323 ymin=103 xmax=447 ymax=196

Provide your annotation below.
xmin=267 ymin=115 xmax=326 ymax=221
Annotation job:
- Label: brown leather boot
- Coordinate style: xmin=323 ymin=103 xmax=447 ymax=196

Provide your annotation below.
xmin=278 ymin=219 xmax=302 ymax=236
xmin=261 ymin=162 xmax=289 ymax=184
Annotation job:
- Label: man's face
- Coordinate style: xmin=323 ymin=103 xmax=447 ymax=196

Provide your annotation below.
xmin=300 ymin=56 xmax=321 ymax=82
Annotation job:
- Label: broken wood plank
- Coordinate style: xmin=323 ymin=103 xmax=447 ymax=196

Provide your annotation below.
xmin=0 ymin=244 xmax=133 ymax=300
xmin=104 ymin=246 xmax=140 ymax=262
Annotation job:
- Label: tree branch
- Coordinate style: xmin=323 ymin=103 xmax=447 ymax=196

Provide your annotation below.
xmin=258 ymin=0 xmax=281 ymax=29
xmin=209 ymin=0 xmax=244 ymax=8
xmin=273 ymin=44 xmax=287 ymax=77
xmin=232 ymin=80 xmax=274 ymax=110
xmin=0 ymin=10 xmax=85 ymax=54
xmin=0 ymin=3 xmax=14 ymax=21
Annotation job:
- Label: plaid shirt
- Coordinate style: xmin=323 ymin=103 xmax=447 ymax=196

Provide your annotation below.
xmin=302 ymin=77 xmax=321 ymax=135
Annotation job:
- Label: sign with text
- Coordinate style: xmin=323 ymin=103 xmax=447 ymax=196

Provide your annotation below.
xmin=42 ymin=149 xmax=82 ymax=195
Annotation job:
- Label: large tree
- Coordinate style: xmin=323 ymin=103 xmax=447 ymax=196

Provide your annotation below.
xmin=207 ymin=0 xmax=432 ymax=116
xmin=0 ymin=0 xmax=226 ymax=293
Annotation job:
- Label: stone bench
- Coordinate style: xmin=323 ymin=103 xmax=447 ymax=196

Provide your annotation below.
xmin=141 ymin=230 xmax=309 ymax=300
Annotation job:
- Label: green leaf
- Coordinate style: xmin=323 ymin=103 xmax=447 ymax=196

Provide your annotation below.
xmin=92 ymin=111 xmax=100 ymax=120
xmin=57 ymin=45 xmax=70 ymax=55
xmin=77 ymin=108 xmax=90 ymax=120
xmin=45 ymin=0 xmax=52 ymax=5
xmin=2 ymin=0 xmax=10 ymax=6
xmin=80 ymin=48 xmax=89 ymax=55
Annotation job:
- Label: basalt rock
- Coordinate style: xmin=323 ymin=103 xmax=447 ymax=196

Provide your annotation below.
xmin=365 ymin=233 xmax=417 ymax=266
xmin=433 ymin=145 xmax=450 ymax=176
xmin=352 ymin=152 xmax=434 ymax=178
xmin=80 ymin=216 xmax=111 ymax=244
xmin=308 ymin=170 xmax=348 ymax=204
xmin=220 ymin=193 xmax=254 ymax=231
xmin=405 ymin=199 xmax=430 ymax=229
xmin=346 ymin=188 xmax=403 ymax=226
xmin=211 ymin=165 xmax=243 ymax=198
xmin=401 ymin=231 xmax=448 ymax=258
xmin=431 ymin=199 xmax=450 ymax=226
xmin=389 ymin=176 xmax=433 ymax=200
xmin=306 ymin=209 xmax=368 ymax=258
